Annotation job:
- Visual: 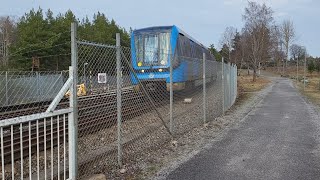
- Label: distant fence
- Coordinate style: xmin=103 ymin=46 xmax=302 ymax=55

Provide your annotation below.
xmin=0 ymin=71 xmax=67 ymax=107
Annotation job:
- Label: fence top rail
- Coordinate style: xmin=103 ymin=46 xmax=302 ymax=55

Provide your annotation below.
xmin=77 ymin=40 xmax=117 ymax=49
xmin=0 ymin=70 xmax=69 ymax=74
xmin=0 ymin=108 xmax=72 ymax=127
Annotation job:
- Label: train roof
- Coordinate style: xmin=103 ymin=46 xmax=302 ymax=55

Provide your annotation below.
xmin=133 ymin=25 xmax=207 ymax=49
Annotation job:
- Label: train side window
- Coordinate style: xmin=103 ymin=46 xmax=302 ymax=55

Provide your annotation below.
xmin=186 ymin=37 xmax=190 ymax=57
xmin=190 ymin=41 xmax=194 ymax=58
xmin=178 ymin=35 xmax=184 ymax=57
xmin=196 ymin=45 xmax=201 ymax=59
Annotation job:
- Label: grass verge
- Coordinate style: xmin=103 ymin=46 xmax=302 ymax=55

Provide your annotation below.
xmin=296 ymin=77 xmax=320 ymax=107
xmin=237 ymin=74 xmax=271 ymax=93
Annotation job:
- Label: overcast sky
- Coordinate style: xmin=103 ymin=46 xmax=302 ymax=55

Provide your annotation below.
xmin=1 ymin=0 xmax=319 ymax=57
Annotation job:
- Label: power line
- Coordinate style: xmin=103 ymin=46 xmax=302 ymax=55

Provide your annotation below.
xmin=9 ymin=41 xmax=71 ymax=58
xmin=12 ymin=53 xmax=71 ymax=62
xmin=9 ymin=31 xmax=71 ymax=57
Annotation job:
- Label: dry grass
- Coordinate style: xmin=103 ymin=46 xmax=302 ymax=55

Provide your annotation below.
xmin=296 ymin=77 xmax=320 ymax=106
xmin=237 ymin=73 xmax=271 ymax=93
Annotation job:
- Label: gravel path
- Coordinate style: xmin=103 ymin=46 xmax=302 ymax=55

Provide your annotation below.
xmin=164 ymin=78 xmax=320 ymax=180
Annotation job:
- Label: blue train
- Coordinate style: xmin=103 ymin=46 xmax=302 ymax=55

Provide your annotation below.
xmin=130 ymin=25 xmax=217 ymax=91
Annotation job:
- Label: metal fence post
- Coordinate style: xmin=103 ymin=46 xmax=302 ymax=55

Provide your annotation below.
xmin=5 ymin=71 xmax=8 ymax=106
xmin=304 ymin=55 xmax=306 ymax=91
xmin=233 ymin=65 xmax=235 ymax=104
xmin=296 ymin=57 xmax=299 ymax=83
xmin=36 ymin=72 xmax=40 ymax=101
xmin=116 ymin=33 xmax=123 ymax=167
xmin=233 ymin=65 xmax=238 ymax=103
xmin=69 ymin=22 xmax=78 ymax=179
xmin=231 ymin=65 xmax=233 ymax=105
xmin=234 ymin=65 xmax=236 ymax=104
xmin=203 ymin=53 xmax=206 ymax=123
xmin=232 ymin=65 xmax=234 ymax=105
xmin=169 ymin=50 xmax=174 ymax=134
xmin=230 ymin=65 xmax=232 ymax=105
xmin=229 ymin=62 xmax=232 ymax=108
xmin=221 ymin=58 xmax=225 ymax=114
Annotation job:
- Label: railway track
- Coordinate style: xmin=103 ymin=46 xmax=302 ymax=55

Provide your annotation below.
xmin=0 ymin=87 xmax=157 ymax=164
xmin=0 ymin=83 xmax=203 ymax=164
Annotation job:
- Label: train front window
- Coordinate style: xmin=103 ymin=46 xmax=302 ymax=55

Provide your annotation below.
xmin=134 ymin=32 xmax=170 ymax=66
xmin=159 ymin=33 xmax=170 ymax=65
xmin=144 ymin=34 xmax=159 ymax=64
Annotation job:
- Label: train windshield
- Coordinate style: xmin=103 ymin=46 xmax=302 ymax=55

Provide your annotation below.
xmin=134 ymin=32 xmax=170 ymax=66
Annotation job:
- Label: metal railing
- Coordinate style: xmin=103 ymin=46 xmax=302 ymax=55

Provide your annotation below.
xmin=0 ymin=66 xmax=76 ymax=179
xmin=0 ymin=24 xmax=78 ymax=180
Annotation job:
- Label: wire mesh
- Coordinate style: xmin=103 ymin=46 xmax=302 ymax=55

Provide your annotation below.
xmin=206 ymin=61 xmax=224 ymax=122
xmin=77 ymin=40 xmax=123 ymax=177
xmin=171 ymin=56 xmax=205 ymax=135
xmin=222 ymin=62 xmax=237 ymax=111
xmin=75 ymin=36 xmax=238 ymax=178
xmin=120 ymin=46 xmax=172 ymax=164
xmin=0 ymin=71 xmax=69 ymax=120
xmin=76 ymin=41 xmax=173 ymax=177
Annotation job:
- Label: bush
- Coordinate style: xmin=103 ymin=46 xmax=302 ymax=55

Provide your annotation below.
xmin=308 ymin=60 xmax=315 ymax=74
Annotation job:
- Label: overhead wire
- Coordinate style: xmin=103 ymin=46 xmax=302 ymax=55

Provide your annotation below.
xmin=8 ymin=31 xmax=71 ymax=57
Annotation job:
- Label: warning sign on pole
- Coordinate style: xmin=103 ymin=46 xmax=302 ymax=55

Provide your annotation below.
xmin=98 ymin=73 xmax=107 ymax=84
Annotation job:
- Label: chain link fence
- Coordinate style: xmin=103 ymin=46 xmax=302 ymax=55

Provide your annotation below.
xmin=0 ymin=34 xmax=77 ymax=179
xmin=0 ymin=23 xmax=238 ymax=179
xmin=0 ymin=71 xmax=67 ymax=105
xmin=75 ymin=32 xmax=238 ymax=178
xmin=0 ymin=71 xmax=70 ymax=122
xmin=0 ymin=71 xmax=73 ymax=179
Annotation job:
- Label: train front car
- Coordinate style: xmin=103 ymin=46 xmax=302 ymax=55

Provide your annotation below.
xmin=130 ymin=25 xmax=216 ymax=91
xmin=130 ymin=26 xmax=181 ymax=91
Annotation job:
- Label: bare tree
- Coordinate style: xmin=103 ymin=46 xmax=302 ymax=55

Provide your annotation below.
xmin=231 ymin=29 xmax=248 ymax=76
xmin=270 ymin=25 xmax=285 ymax=73
xmin=281 ymin=19 xmax=295 ymax=74
xmin=242 ymin=1 xmax=274 ymax=81
xmin=220 ymin=26 xmax=236 ymax=62
xmin=290 ymin=44 xmax=306 ymax=81
xmin=290 ymin=44 xmax=305 ymax=60
xmin=238 ymin=34 xmax=246 ymax=75
xmin=0 ymin=16 xmax=17 ymax=66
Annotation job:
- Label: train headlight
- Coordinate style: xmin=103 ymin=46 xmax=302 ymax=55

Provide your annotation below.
xmin=141 ymin=69 xmax=145 ymax=73
xmin=160 ymin=60 xmax=166 ymax=65
xmin=158 ymin=69 xmax=163 ymax=72
xmin=138 ymin=62 xmax=142 ymax=67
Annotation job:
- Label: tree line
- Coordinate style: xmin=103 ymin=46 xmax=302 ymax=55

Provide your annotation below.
xmin=0 ymin=8 xmax=130 ymax=71
xmin=1 ymin=4 xmax=318 ymax=75
xmin=215 ymin=1 xmax=319 ymax=81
